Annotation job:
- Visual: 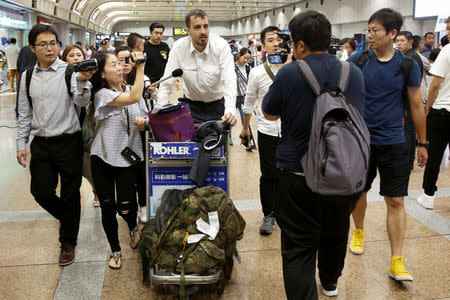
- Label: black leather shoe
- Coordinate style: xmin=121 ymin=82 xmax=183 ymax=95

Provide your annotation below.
xmin=59 ymin=243 xmax=75 ymax=266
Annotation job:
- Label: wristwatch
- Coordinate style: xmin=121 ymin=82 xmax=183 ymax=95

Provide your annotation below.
xmin=418 ymin=141 xmax=429 ymax=149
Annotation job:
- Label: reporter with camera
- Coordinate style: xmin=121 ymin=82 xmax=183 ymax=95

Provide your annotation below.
xmin=62 ymin=45 xmax=100 ymax=208
xmin=240 ymin=26 xmax=292 ymax=235
xmin=89 ymin=51 xmax=148 ymax=270
xmin=115 ymin=45 xmax=154 ymax=223
xmin=16 ymin=24 xmax=94 ymax=266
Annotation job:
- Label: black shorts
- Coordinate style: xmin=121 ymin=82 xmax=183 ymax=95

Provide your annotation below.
xmin=364 ymin=142 xmax=411 ymax=197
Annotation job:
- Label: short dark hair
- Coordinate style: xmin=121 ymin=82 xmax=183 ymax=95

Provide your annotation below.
xmin=339 ymin=38 xmax=356 ymax=51
xmin=114 ymin=45 xmax=131 ymax=56
xmin=238 ymin=47 xmax=251 ymax=56
xmin=230 ymin=40 xmax=236 ymax=44
xmin=412 ymin=35 xmax=422 ymax=50
xmin=185 ymin=9 xmax=208 ymax=28
xmin=127 ymin=32 xmax=143 ymax=50
xmin=446 ymin=16 xmax=450 ymax=23
xmin=28 ymin=24 xmax=59 ymax=46
xmin=429 ymin=48 xmax=441 ymax=62
xmin=248 ymin=41 xmax=254 ymax=46
xmin=150 ymin=23 xmax=165 ymax=33
xmin=368 ymin=8 xmax=403 ymax=39
xmin=424 ymin=32 xmax=434 ymax=39
xmin=289 ymin=10 xmax=331 ymax=51
xmin=75 ymin=41 xmax=82 ymax=46
xmin=398 ymin=31 xmax=413 ymax=41
xmin=57 ymin=41 xmax=62 ymax=47
xmin=441 ymin=35 xmax=449 ymax=47
xmin=260 ymin=26 xmax=280 ymax=45
xmin=10 ymin=38 xmax=16 ymax=43
xmin=104 ymin=37 xmax=110 ymax=41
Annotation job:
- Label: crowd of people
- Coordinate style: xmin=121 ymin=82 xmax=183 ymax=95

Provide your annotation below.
xmin=11 ymin=6 xmax=450 ymax=299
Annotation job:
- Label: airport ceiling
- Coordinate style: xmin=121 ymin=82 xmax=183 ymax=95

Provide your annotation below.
xmin=76 ymin=0 xmax=303 ymax=30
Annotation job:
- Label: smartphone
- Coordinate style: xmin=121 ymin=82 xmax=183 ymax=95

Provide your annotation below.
xmin=267 ymin=54 xmax=283 ymax=64
xmin=121 ymin=147 xmax=141 ymax=165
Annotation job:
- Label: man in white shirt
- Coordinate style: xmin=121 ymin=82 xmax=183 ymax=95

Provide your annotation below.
xmin=417 ymin=17 xmax=450 ymax=210
xmin=156 ymin=9 xmax=237 ymax=126
xmin=240 ymin=26 xmax=292 ymax=235
xmin=5 ymin=38 xmax=20 ymax=92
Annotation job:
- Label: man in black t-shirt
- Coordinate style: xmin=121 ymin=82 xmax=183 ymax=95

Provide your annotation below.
xmin=143 ymin=23 xmax=170 ymax=82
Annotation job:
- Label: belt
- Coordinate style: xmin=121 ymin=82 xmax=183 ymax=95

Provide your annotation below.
xmin=34 ymin=131 xmax=81 ymax=142
xmin=179 ymin=97 xmax=224 ymax=104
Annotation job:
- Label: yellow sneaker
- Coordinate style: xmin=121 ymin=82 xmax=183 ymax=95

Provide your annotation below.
xmin=389 ymin=256 xmax=413 ymax=281
xmin=349 ymin=228 xmax=365 ymax=254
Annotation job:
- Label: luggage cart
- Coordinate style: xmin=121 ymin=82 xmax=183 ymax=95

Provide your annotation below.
xmin=144 ymin=129 xmax=229 ymax=297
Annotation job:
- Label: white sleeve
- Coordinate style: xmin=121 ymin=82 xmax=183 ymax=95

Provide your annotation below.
xmin=220 ymin=43 xmax=237 ymax=115
xmin=94 ymin=88 xmax=124 ymax=121
xmin=429 ymin=45 xmax=450 ymax=78
xmin=155 ymin=46 xmax=180 ymax=110
xmin=243 ymin=68 xmax=258 ymax=115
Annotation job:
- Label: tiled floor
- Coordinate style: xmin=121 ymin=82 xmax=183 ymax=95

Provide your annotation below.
xmin=1 ymin=92 xmax=449 ymax=299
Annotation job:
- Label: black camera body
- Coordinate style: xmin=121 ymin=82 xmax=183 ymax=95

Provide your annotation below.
xmin=73 ymin=59 xmax=98 ymax=72
xmin=100 ymin=40 xmax=107 ymax=45
xmin=124 ymin=52 xmax=147 ymax=65
xmin=267 ymin=32 xmax=292 ymax=64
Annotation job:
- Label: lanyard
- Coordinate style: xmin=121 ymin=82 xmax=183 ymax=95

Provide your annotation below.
xmin=124 ymin=108 xmax=130 ymax=135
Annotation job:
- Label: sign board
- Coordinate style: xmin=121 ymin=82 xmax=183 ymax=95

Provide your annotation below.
xmin=247 ymin=33 xmax=260 ymax=40
xmin=435 ymin=13 xmax=450 ymax=32
xmin=0 ymin=14 xmax=28 ymax=30
xmin=150 ymin=142 xmax=224 ymax=160
xmin=173 ymin=28 xmax=188 ymax=35
xmin=149 ymin=165 xmax=227 ymax=216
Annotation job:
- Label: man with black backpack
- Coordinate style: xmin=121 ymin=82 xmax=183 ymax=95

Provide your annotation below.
xmin=262 ymin=11 xmax=366 ymax=299
xmin=347 ymin=8 xmax=427 ymax=282
xmin=16 ymin=24 xmax=94 ymax=266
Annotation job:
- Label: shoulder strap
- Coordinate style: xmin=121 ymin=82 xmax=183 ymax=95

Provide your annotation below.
xmin=25 ymin=67 xmax=34 ymax=109
xmin=338 ymin=61 xmax=351 ymax=93
xmin=295 ymin=60 xmax=321 ymax=96
xmin=357 ymin=48 xmax=371 ymax=70
xmin=65 ymin=64 xmax=75 ymax=97
xmin=263 ymin=62 xmax=275 ymax=81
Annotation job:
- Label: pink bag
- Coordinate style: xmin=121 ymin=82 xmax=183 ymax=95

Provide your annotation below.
xmin=149 ymin=103 xmax=196 ymax=142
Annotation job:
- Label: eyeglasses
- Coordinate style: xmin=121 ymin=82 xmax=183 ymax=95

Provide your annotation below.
xmin=366 ymin=28 xmax=384 ymax=35
xmin=35 ymin=41 xmax=58 ymax=48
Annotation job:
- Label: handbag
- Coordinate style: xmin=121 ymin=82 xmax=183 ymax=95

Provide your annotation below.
xmin=149 ymin=103 xmax=196 ymax=142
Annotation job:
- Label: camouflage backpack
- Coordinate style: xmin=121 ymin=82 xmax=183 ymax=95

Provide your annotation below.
xmin=140 ymin=186 xmax=246 ymax=288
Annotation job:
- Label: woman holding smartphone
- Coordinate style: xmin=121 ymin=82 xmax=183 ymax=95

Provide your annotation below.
xmin=89 ymin=51 xmax=148 ymax=269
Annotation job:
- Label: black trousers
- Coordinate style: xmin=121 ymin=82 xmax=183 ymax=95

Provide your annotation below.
xmin=257 ymin=131 xmax=280 ymax=216
xmin=30 ymin=133 xmax=83 ymax=246
xmin=91 ymin=155 xmax=138 ymax=252
xmin=423 ymin=108 xmax=450 ymax=196
xmin=180 ymin=97 xmax=225 ymax=124
xmin=277 ymin=170 xmax=358 ymax=300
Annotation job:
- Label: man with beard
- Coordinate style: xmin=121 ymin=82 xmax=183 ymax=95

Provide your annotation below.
xmin=155 ymin=9 xmax=237 ymax=126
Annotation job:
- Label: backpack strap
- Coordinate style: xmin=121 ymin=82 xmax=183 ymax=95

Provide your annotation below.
xmin=295 ymin=60 xmax=321 ymax=96
xmin=25 ymin=67 xmax=34 ymax=109
xmin=65 ymin=64 xmax=75 ymax=97
xmin=395 ymin=55 xmax=415 ymax=113
xmin=263 ymin=62 xmax=276 ymax=81
xmin=357 ymin=48 xmax=371 ymax=70
xmin=338 ymin=61 xmax=351 ymax=93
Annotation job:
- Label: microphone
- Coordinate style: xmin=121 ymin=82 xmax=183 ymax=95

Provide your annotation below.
xmin=150 ymin=69 xmax=183 ymax=86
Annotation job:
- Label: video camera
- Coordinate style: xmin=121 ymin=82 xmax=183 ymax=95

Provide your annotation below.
xmin=100 ymin=40 xmax=107 ymax=45
xmin=73 ymin=58 xmax=98 ymax=72
xmin=267 ymin=32 xmax=292 ymax=64
xmin=124 ymin=52 xmax=147 ymax=65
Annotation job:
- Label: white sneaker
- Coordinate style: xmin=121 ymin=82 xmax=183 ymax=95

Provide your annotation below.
xmin=138 ymin=206 xmax=148 ymax=223
xmin=417 ymin=193 xmax=435 ymax=210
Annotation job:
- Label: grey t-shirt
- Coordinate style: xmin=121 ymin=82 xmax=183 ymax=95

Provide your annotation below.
xmin=91 ymin=86 xmax=148 ymax=167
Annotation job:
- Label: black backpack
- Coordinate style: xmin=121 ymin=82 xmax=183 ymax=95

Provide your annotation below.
xmin=25 ymin=64 xmax=75 ymax=109
xmin=357 ymin=48 xmax=414 ymax=116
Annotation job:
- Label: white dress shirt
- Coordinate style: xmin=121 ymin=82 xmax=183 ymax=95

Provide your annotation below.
xmin=16 ymin=58 xmax=92 ymax=151
xmin=243 ymin=62 xmax=281 ymax=137
xmin=156 ymin=33 xmax=237 ymax=115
